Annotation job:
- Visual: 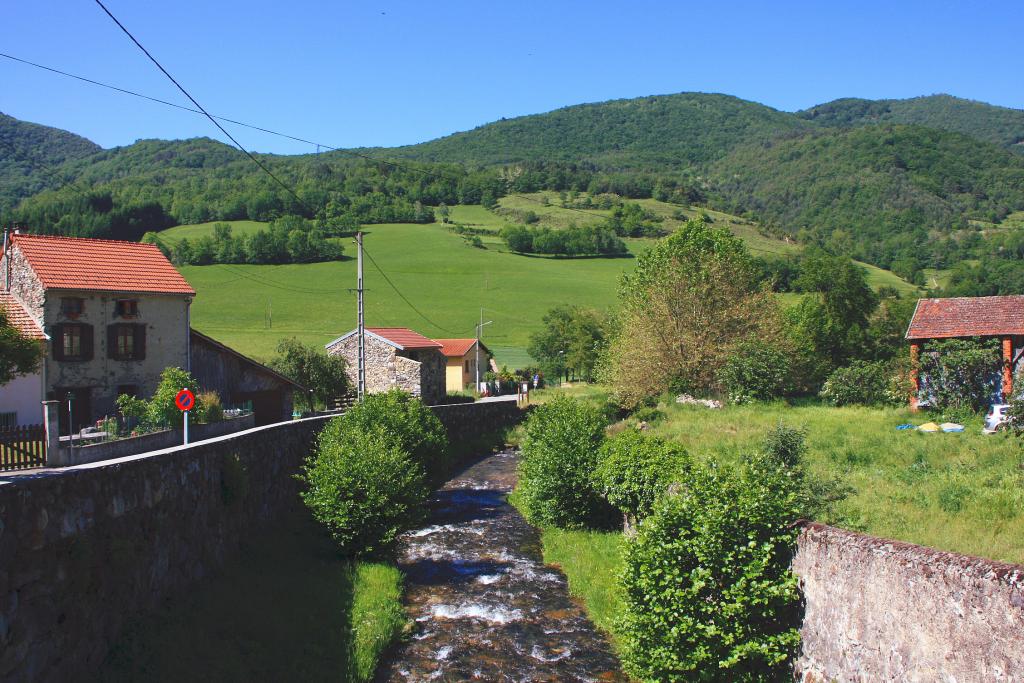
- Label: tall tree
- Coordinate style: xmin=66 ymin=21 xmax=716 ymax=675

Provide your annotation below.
xmin=527 ymin=306 xmax=607 ymax=382
xmin=271 ymin=338 xmax=349 ymax=412
xmin=0 ymin=308 xmax=40 ymax=385
xmin=607 ymin=219 xmax=785 ymax=407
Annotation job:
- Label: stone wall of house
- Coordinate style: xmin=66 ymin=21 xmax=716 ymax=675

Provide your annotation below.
xmin=793 ymin=522 xmax=1024 ymax=681
xmin=415 ymin=350 xmax=447 ymax=404
xmin=2 ymin=245 xmax=45 ymax=322
xmin=0 ymin=400 xmax=523 ymax=681
xmin=327 ymin=334 xmax=447 ymax=403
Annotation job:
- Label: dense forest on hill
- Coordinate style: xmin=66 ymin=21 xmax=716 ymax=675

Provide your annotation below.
xmin=383 ymin=92 xmax=810 ymax=167
xmin=2 ymin=92 xmax=1024 ymax=292
xmin=0 ymin=112 xmax=101 ymax=213
xmin=798 ymin=94 xmax=1024 ymax=152
xmin=709 ymin=124 xmax=1024 ymax=273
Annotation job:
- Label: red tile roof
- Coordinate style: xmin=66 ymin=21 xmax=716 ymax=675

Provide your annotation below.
xmin=434 ymin=338 xmax=478 ymax=357
xmin=366 ymin=328 xmax=443 ymax=350
xmin=0 ymin=292 xmax=45 ymax=340
xmin=11 ymin=233 xmax=195 ymax=295
xmin=906 ymin=296 xmax=1024 ymax=340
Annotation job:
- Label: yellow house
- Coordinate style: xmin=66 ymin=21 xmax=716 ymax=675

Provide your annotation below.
xmin=434 ymin=339 xmax=492 ymax=393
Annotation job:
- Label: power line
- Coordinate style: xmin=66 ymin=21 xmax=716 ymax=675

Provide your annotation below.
xmin=1 ymin=50 xmax=613 ymax=222
xmin=92 ymin=0 xmax=314 ymax=216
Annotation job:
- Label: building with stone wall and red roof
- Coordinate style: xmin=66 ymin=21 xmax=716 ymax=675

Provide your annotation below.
xmin=325 ymin=326 xmax=447 ymax=404
xmin=0 ymin=232 xmax=196 ymax=430
xmin=905 ymin=295 xmax=1024 ymax=409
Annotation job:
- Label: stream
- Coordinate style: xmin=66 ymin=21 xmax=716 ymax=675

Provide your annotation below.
xmin=374 ymin=449 xmax=626 ymax=682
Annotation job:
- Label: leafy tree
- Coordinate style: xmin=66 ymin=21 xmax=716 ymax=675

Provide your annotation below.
xmin=0 ymin=308 xmax=41 ymax=385
xmin=527 ymin=305 xmax=607 ymax=382
xmin=718 ymin=339 xmax=791 ymax=403
xmin=607 ymin=219 xmax=785 ymax=407
xmin=271 ymin=338 xmax=350 ymax=412
xmin=919 ymin=338 xmax=1001 ymax=414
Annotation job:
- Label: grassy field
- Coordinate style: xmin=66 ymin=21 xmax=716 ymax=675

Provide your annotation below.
xmin=155 ymin=220 xmax=267 ymax=245
xmin=164 ymin=198 xmax=920 ymax=365
xmin=520 ymin=389 xmax=1024 ymax=650
xmin=99 ymin=511 xmax=404 ymax=682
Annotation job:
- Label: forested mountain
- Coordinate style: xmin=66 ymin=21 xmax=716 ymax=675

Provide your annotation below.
xmin=0 ymin=111 xmax=102 ymax=213
xmin=2 ymin=91 xmax=1024 ymax=289
xmin=798 ymin=95 xmax=1024 ymax=152
xmin=385 ymin=92 xmax=810 ymax=167
xmin=709 ymin=124 xmax=1024 ymax=275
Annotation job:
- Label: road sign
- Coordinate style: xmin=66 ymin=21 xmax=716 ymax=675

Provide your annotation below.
xmin=175 ymin=388 xmax=195 ymax=412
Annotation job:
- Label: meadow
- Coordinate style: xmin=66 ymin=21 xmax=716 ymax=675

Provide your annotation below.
xmin=162 ymin=197 xmax=920 ymax=365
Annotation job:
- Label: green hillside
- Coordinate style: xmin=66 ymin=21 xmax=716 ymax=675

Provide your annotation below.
xmin=384 ymin=92 xmax=809 ymax=167
xmin=799 ymin=94 xmax=1024 ymax=152
xmin=710 ymin=124 xmax=1024 ymax=270
xmin=170 ymin=198 xmax=920 ymax=365
xmin=0 ymin=111 xmax=101 ymax=213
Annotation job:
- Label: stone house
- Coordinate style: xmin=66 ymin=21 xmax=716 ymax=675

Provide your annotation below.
xmin=0 ymin=291 xmax=47 ymax=427
xmin=434 ymin=338 xmax=492 ymax=393
xmin=325 ymin=327 xmax=447 ymax=404
xmin=0 ymin=233 xmax=195 ymax=431
xmin=906 ymin=295 xmax=1024 ymax=408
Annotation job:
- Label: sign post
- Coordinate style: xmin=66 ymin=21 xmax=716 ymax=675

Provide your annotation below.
xmin=175 ymin=388 xmax=195 ymax=445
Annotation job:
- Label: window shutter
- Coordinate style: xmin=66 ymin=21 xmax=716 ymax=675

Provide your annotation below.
xmin=134 ymin=324 xmax=146 ymax=360
xmin=107 ymin=325 xmax=118 ymax=359
xmin=52 ymin=324 xmax=65 ymax=361
xmin=80 ymin=324 xmax=94 ymax=361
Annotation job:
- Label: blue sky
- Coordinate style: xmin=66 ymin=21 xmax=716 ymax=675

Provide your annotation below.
xmin=2 ymin=1 xmax=1021 ymax=154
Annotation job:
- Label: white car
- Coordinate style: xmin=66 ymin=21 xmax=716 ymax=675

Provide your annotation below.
xmin=983 ymin=404 xmax=1011 ymax=434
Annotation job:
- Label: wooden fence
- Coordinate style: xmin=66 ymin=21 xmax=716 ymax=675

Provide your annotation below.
xmin=0 ymin=424 xmax=46 ymax=471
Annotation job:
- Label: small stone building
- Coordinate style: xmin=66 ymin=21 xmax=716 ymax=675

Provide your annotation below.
xmin=325 ymin=327 xmax=447 ymax=404
xmin=434 ymin=338 xmax=492 ymax=393
xmin=0 ymin=233 xmax=194 ymax=431
xmin=190 ymin=329 xmax=302 ymax=425
xmin=906 ymin=295 xmax=1024 ymax=408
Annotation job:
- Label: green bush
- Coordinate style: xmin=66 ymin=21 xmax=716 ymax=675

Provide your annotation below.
xmin=618 ymin=448 xmax=804 ymax=681
xmin=629 ymin=406 xmax=665 ymax=424
xmin=819 ymin=360 xmax=893 ymax=406
xmin=329 ymin=390 xmax=449 ymax=478
xmin=301 ymin=426 xmax=428 ymax=556
xmin=195 ymin=390 xmax=224 ymax=423
xmin=517 ymin=396 xmax=614 ymax=529
xmin=919 ymin=338 xmax=1000 ymax=414
xmin=148 ymin=367 xmax=202 ymax=428
xmin=593 ymin=430 xmax=689 ymax=524
xmin=718 ymin=340 xmax=791 ymax=404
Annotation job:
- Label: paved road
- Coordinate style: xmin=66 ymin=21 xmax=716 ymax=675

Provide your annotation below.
xmin=374 ymin=450 xmax=625 ymax=682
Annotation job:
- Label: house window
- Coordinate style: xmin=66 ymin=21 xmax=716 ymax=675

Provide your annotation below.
xmin=464 ymin=360 xmax=470 ymax=372
xmin=61 ymin=297 xmax=84 ymax=318
xmin=115 ymin=299 xmax=139 ymax=318
xmin=108 ymin=324 xmax=146 ymax=361
xmin=54 ymin=324 xmax=94 ymax=362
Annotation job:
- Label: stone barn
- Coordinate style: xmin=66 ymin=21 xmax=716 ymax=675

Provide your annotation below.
xmin=325 ymin=327 xmax=447 ymax=404
xmin=190 ymin=329 xmax=302 ymax=425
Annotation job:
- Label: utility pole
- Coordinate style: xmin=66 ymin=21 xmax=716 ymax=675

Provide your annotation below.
xmin=356 ymin=231 xmax=366 ymax=400
xmin=475 ymin=308 xmax=493 ymax=393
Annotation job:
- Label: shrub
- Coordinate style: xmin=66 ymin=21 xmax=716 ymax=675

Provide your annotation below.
xmin=301 ymin=427 xmax=428 ymax=556
xmin=718 ymin=340 xmax=791 ymax=404
xmin=820 ymin=360 xmax=893 ymax=406
xmin=147 ymin=367 xmax=202 ymax=428
xmin=517 ymin=396 xmax=614 ymax=528
xmin=329 ymin=390 xmax=449 ymax=478
xmin=195 ymin=390 xmax=224 ymax=423
xmin=919 ymin=338 xmax=1000 ymax=414
xmin=593 ymin=430 xmax=689 ymax=525
xmin=629 ymin=406 xmax=665 ymax=424
xmin=618 ymin=449 xmax=804 ymax=681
